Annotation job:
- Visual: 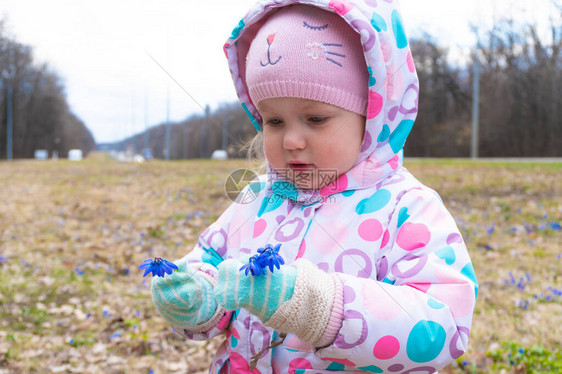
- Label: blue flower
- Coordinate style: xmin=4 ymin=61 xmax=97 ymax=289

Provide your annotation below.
xmin=138 ymin=257 xmax=178 ymax=277
xmin=257 ymin=243 xmax=284 ymax=273
xmin=240 ymin=255 xmax=263 ymax=276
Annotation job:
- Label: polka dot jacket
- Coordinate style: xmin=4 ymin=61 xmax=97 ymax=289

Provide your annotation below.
xmin=171 ymin=1 xmax=478 ymax=373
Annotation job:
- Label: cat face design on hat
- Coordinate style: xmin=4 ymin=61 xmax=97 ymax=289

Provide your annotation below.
xmin=259 ymin=18 xmax=346 ymax=68
xmin=246 ymin=5 xmax=369 ymax=116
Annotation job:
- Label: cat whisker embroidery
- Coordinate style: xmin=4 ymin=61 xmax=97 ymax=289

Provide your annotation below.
xmin=306 ymin=42 xmax=346 ymax=67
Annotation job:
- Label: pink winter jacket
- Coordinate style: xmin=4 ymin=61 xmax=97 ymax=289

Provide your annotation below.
xmin=173 ymin=0 xmax=478 ymax=373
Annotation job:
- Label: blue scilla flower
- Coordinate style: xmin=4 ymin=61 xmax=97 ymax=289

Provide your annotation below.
xmin=257 ymin=243 xmax=284 ymax=273
xmin=240 ymin=255 xmax=263 ymax=276
xmin=139 ymin=257 xmax=178 ymax=277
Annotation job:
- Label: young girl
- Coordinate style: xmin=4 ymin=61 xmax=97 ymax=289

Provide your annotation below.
xmin=151 ymin=1 xmax=477 ymax=373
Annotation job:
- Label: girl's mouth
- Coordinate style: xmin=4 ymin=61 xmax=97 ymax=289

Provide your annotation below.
xmin=288 ymin=163 xmax=314 ymax=171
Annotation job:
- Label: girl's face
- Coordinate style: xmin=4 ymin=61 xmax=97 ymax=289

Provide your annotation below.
xmin=258 ymin=97 xmax=365 ymax=190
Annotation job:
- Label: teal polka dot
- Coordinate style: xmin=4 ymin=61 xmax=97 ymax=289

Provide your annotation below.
xmin=428 ymin=298 xmax=445 ymax=309
xmin=461 ymin=263 xmax=479 ymax=298
xmin=435 ymin=246 xmax=456 ymax=265
xmin=368 ymin=67 xmax=376 ymax=87
xmin=272 ymin=181 xmax=298 ymax=200
xmin=231 ymin=335 xmax=238 ymax=348
xmin=358 ymin=365 xmax=383 ymax=373
xmin=257 ymin=194 xmax=284 ymax=217
xmin=391 ymin=10 xmax=408 ymax=49
xmin=249 ymin=181 xmax=265 ymax=194
xmin=201 ymin=247 xmax=223 ymax=267
xmin=326 ymin=362 xmax=345 ymax=370
xmin=342 ymin=190 xmax=356 ymax=197
xmin=229 ymin=18 xmax=245 ymax=40
xmin=406 ymin=320 xmax=446 ymax=363
xmin=241 ymin=102 xmax=260 ymax=132
xmin=389 ymin=119 xmax=414 ymax=153
xmin=397 ymin=207 xmax=410 ymax=228
xmin=370 ymin=12 xmax=387 ymax=32
xmin=378 ymin=124 xmax=390 ymax=143
xmin=356 ymin=189 xmax=391 ymax=214
xmin=382 ymin=277 xmax=396 ymax=285
xmin=295 ymin=370 xmax=306 ymax=374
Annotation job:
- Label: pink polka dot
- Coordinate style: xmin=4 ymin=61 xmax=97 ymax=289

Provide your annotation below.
xmin=350 ymin=158 xmax=384 ymax=186
xmin=310 ymin=220 xmax=348 ymax=254
xmin=363 ymin=283 xmax=401 ymax=320
xmin=388 ymin=154 xmax=400 ymax=170
xmin=318 ymin=201 xmax=343 ymax=218
xmin=396 ymin=222 xmax=430 ymax=251
xmin=228 ymin=216 xmax=252 ymax=248
xmin=404 ymin=282 xmax=431 ymax=293
xmin=433 ymin=267 xmax=476 ymax=318
xmin=295 ymin=239 xmax=306 ymax=259
xmin=367 ymin=90 xmax=383 ymax=119
xmin=381 ymin=229 xmax=390 ymax=248
xmin=386 ymin=62 xmax=404 ymax=101
xmin=230 ymin=352 xmax=261 ymax=373
xmin=289 ymin=358 xmax=313 ymax=374
xmin=381 ymin=40 xmax=393 ymax=63
xmin=373 ymin=335 xmax=400 ymax=359
xmin=253 ymin=218 xmax=266 ymax=238
xmin=358 ymin=219 xmax=383 ymax=241
xmin=322 ymin=357 xmax=356 ymax=367
xmin=320 ymin=174 xmax=348 ymax=196
xmin=328 ymin=0 xmax=354 ymax=15
xmin=407 ymin=50 xmax=415 ymax=72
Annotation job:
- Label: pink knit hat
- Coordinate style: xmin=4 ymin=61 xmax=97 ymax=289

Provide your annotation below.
xmin=245 ymin=5 xmax=369 ymax=116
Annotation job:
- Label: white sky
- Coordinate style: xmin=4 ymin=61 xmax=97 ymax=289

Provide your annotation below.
xmin=0 ymin=0 xmax=558 ymax=143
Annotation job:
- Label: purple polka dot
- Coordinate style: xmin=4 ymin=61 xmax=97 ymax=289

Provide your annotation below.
xmin=361 ymin=131 xmax=372 ymax=153
xmin=388 ymin=364 xmax=404 ymax=372
xmin=377 ymin=256 xmax=388 ymax=281
xmin=447 ymin=233 xmax=463 ymax=245
xmin=276 ymin=215 xmax=285 ymax=224
xmin=317 ymin=262 xmax=329 ymax=272
xmin=343 ymin=285 xmax=356 ymax=303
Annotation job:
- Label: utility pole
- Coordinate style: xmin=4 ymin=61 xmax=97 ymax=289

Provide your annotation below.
xmin=471 ymin=53 xmax=480 ymax=159
xmin=144 ymin=84 xmax=149 ymax=152
xmin=222 ymin=117 xmax=228 ymax=151
xmin=6 ymin=83 xmax=13 ymax=160
xmin=165 ymin=85 xmax=171 ymax=160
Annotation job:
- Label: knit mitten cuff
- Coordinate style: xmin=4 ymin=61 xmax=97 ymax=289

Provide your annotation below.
xmin=178 ymin=305 xmax=226 ymax=334
xmin=312 ymin=273 xmax=344 ymax=347
xmin=264 ymin=259 xmax=336 ymax=346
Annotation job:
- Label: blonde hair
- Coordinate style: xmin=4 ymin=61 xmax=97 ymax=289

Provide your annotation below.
xmin=239 ymin=132 xmax=267 ymax=174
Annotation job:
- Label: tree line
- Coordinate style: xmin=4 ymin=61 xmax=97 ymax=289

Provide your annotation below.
xmin=0 ymin=19 xmax=95 ymax=160
xmin=1 ymin=16 xmax=559 ymax=160
xmin=116 ymin=18 xmax=560 ymax=159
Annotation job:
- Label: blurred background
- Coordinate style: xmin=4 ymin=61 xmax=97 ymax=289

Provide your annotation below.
xmin=0 ymin=0 xmax=560 ymax=160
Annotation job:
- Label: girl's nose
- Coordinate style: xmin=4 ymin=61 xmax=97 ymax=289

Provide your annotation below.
xmin=283 ymin=127 xmax=306 ymax=151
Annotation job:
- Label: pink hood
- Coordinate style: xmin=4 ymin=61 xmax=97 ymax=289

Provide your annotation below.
xmin=224 ymin=0 xmax=419 ymax=194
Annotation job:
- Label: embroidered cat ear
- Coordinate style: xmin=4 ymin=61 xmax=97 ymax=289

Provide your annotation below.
xmin=260 ymin=33 xmax=282 ymax=67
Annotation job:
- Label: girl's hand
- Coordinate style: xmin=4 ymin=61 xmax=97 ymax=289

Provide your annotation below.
xmin=151 ymin=260 xmax=218 ymax=330
xmin=213 ymin=258 xmax=297 ymax=323
xmin=214 ymin=258 xmax=340 ymax=347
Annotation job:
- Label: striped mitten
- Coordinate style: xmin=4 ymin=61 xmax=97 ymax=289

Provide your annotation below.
xmin=213 ymin=258 xmax=297 ymax=323
xmin=214 ymin=258 xmax=340 ymax=347
xmin=151 ymin=260 xmax=220 ymax=332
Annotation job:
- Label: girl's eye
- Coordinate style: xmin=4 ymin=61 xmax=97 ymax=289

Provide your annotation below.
xmin=308 ymin=116 xmax=326 ymax=124
xmin=265 ymin=118 xmax=282 ymax=126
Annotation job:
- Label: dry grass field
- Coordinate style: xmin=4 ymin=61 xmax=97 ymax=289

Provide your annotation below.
xmin=0 ymin=153 xmax=560 ymax=373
